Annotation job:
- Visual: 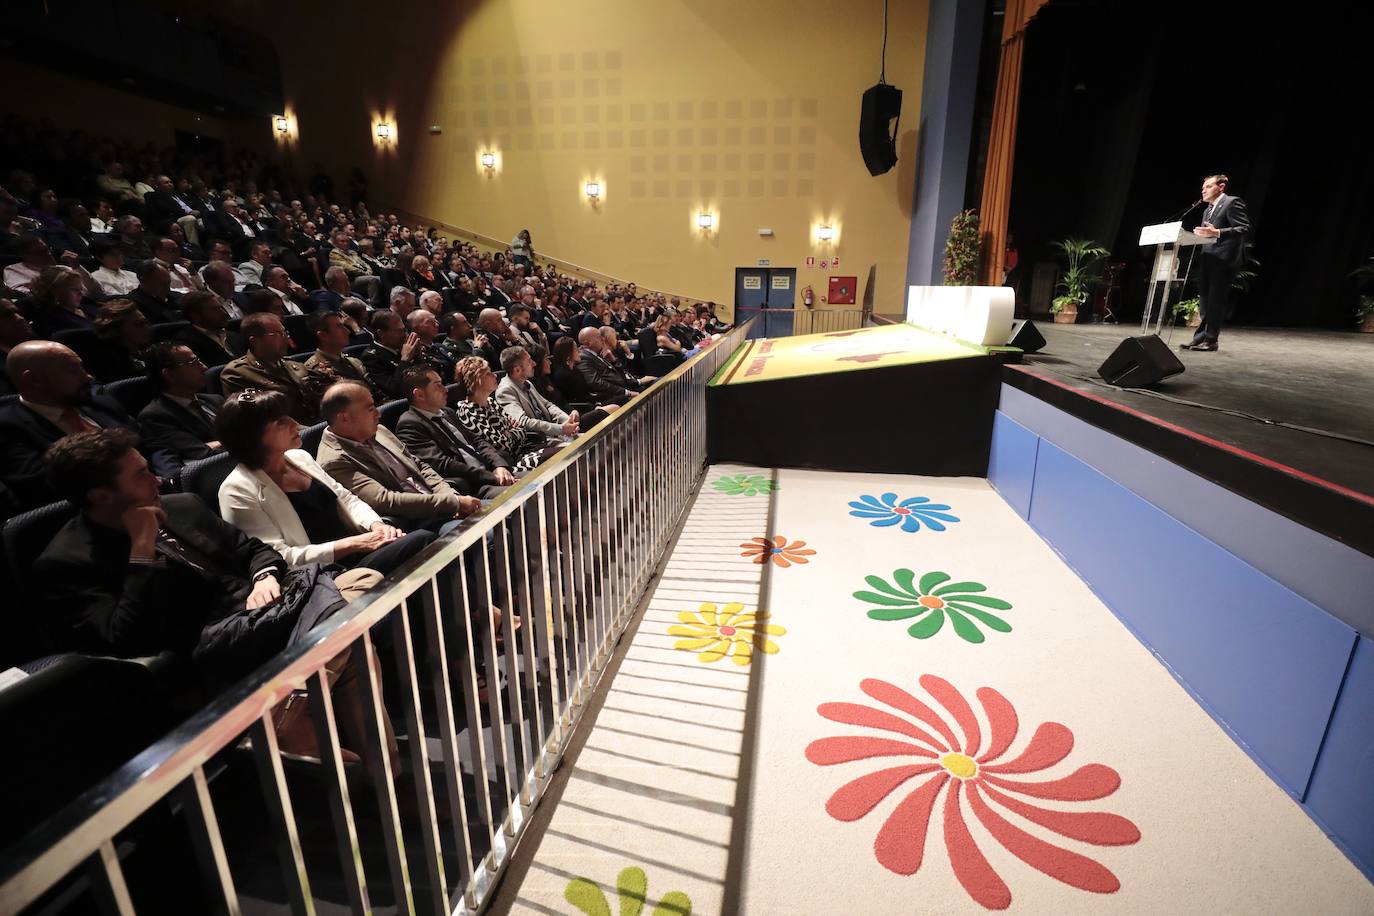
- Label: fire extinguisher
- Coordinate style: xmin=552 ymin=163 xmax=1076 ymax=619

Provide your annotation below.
xmin=802 ymin=285 xmax=815 ymax=308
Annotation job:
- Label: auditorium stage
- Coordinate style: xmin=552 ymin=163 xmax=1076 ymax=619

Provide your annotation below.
xmin=1010 ymin=323 xmax=1374 ymax=557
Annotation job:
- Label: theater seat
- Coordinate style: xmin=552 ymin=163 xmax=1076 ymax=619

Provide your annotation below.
xmin=299 ymin=421 xmax=327 ymax=457
xmin=2 ymin=500 xmax=77 ymax=666
xmin=378 ymin=398 xmax=407 ymax=432
xmin=101 ymin=376 xmax=156 ymax=416
xmin=643 ymin=353 xmax=684 ymax=377
xmin=179 ymin=451 xmax=237 ymax=514
xmin=151 ymin=320 xmax=190 ymax=342
xmin=204 ymin=363 xmax=226 ymax=396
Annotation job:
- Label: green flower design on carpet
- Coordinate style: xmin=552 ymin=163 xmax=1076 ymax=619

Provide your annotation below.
xmin=855 ymin=570 xmax=1013 ymax=644
xmin=565 ymin=866 xmax=692 ymax=916
xmin=710 ymin=474 xmax=777 ymax=496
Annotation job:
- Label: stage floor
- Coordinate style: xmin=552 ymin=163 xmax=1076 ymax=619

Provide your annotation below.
xmin=1016 ymin=324 xmax=1374 ymax=499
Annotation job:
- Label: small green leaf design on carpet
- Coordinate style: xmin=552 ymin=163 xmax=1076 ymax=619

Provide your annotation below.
xmin=565 ymin=866 xmax=692 ymax=916
xmin=855 ymin=570 xmax=1013 ymax=644
xmin=711 ymin=474 xmax=777 ymax=496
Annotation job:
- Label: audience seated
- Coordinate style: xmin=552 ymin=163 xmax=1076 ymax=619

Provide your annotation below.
xmin=314 ymin=381 xmax=479 ymax=531
xmin=85 ymin=300 xmax=152 ymax=383
xmin=0 ymin=341 xmax=154 ymax=508
xmin=576 ymin=327 xmax=648 ymax=406
xmin=174 ymin=291 xmax=243 ymax=368
xmin=495 ymin=344 xmax=584 ymax=442
xmin=437 ymin=311 xmax=482 ymax=363
xmin=219 ymin=313 xmax=323 ymax=425
xmin=452 ymin=356 xmax=563 ymax=475
xmin=137 ymin=341 xmax=223 ymax=476
xmin=89 ymin=241 xmax=140 ymax=296
xmin=5 ymin=233 xmax=60 ymax=295
xmin=327 ymin=229 xmax=381 ymax=304
xmin=125 ymin=261 xmax=181 ymax=324
xmin=113 ymin=215 xmax=154 ymax=263
xmin=0 ymin=297 xmax=36 ymax=396
xmin=199 ymin=240 xmax=249 ymax=292
xmin=263 ymin=266 xmax=308 ymax=315
xmin=35 ymin=429 xmax=391 ymax=766
xmin=475 ymin=307 xmax=519 ymax=370
xmin=304 ymin=310 xmax=385 ymax=402
xmin=395 ymin=366 xmax=515 ymax=498
xmin=406 ymin=308 xmax=456 ymax=380
xmin=152 ymin=237 xmax=203 ymax=294
xmin=361 ymin=310 xmax=424 ymax=399
xmin=26 ymin=266 xmax=101 ymax=337
xmin=215 ymin=390 xmax=434 ymax=574
xmin=237 ymin=240 xmax=273 ymax=288
xmin=309 ymin=266 xmax=351 ymax=314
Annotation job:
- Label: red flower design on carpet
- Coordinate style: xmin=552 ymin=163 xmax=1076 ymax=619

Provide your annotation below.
xmin=738 ymin=535 xmax=815 ymax=567
xmin=805 ymin=674 xmax=1140 ymax=910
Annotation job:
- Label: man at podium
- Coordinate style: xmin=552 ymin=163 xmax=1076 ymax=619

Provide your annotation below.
xmin=1181 ymin=174 xmax=1251 ymax=352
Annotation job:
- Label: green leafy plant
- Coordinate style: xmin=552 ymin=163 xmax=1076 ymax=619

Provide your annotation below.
xmin=1050 ymin=237 xmax=1110 ymax=314
xmin=942 ymin=209 xmax=981 ymax=286
xmin=1351 ymin=256 xmax=1374 ymax=322
xmin=1357 ymin=295 xmax=1374 ymax=322
xmin=1172 ymin=296 xmax=1200 ymax=322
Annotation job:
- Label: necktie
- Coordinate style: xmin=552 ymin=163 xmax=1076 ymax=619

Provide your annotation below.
xmin=59 ymin=408 xmax=99 ymax=435
xmin=437 ymin=415 xmax=486 ymax=471
xmin=1203 ymin=203 xmax=1215 ymax=223
xmin=368 ymin=439 xmax=430 ymax=494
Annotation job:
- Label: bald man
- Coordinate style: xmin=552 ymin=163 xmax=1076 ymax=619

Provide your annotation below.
xmin=0 ymin=340 xmax=153 ymax=508
xmin=576 ymin=327 xmax=651 ymax=406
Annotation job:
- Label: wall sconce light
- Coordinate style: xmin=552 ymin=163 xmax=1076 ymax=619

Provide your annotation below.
xmin=274 ymin=116 xmax=288 ymax=134
xmin=698 ymin=213 xmax=714 ymax=230
xmin=376 ymin=123 xmax=392 ymax=141
xmin=585 ymin=182 xmax=602 ymax=199
xmin=481 ymin=152 xmax=496 ymax=169
xmin=817 ymin=225 xmax=835 ymax=241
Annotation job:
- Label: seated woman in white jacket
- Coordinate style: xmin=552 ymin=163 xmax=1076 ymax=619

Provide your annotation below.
xmin=216 ymin=389 xmax=436 ymax=576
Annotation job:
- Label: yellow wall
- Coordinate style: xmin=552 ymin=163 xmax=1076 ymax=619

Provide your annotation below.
xmin=254 ymin=0 xmax=928 ymax=316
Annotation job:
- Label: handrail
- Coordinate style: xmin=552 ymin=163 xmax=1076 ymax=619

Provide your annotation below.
xmin=0 ymin=320 xmax=756 ymax=915
xmin=375 ymin=202 xmax=717 ymax=307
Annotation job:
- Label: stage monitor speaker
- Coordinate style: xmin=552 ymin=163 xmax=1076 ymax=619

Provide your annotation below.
xmin=1007 ymin=319 xmax=1045 ymax=353
xmin=1097 ymin=334 xmax=1184 ymax=387
xmin=859 ymin=82 xmax=903 ymax=176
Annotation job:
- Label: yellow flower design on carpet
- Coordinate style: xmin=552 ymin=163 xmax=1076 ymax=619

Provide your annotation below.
xmin=669 ymin=602 xmax=786 ymax=665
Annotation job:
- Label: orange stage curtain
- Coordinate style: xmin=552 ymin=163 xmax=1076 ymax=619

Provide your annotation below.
xmin=978 ymin=0 xmax=1049 ymax=285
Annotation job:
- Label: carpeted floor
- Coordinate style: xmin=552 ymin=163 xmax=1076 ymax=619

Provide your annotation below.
xmin=497 ymin=465 xmax=1374 ymax=914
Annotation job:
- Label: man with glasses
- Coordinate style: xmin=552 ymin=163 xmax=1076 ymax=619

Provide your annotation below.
xmin=137 ymin=342 xmax=223 ymax=476
xmin=220 ymin=313 xmax=323 ymax=425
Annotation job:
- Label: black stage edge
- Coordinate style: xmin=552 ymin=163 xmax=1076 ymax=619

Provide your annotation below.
xmin=707 ymin=355 xmax=1000 ymax=475
xmin=1003 ymin=366 xmax=1374 ymax=559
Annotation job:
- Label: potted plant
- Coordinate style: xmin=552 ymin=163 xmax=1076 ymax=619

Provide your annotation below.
xmin=1173 ymin=296 xmax=1201 ymax=328
xmin=1351 ymin=256 xmax=1374 ymax=333
xmin=942 ymin=209 xmax=981 ymax=286
xmin=1050 ymin=237 xmax=1110 ymax=323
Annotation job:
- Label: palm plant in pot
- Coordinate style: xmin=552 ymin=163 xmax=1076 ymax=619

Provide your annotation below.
xmin=1051 ymin=237 xmax=1110 ymax=323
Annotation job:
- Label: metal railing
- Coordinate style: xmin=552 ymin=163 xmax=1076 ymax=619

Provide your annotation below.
xmin=0 ymin=321 xmax=754 ymax=916
xmin=737 ymin=307 xmax=867 ymax=338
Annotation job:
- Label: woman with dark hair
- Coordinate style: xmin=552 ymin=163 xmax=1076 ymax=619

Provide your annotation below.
xmin=548 ymin=336 xmax=622 ymax=419
xmin=86 ymin=300 xmax=152 ymax=382
xmin=509 ymin=229 xmax=533 ymax=267
xmin=24 ymin=186 xmax=63 ymax=230
xmin=451 ymin=356 xmax=560 ymax=473
xmin=216 ymin=389 xmax=435 ymax=576
xmin=528 ymin=343 xmax=612 ymax=429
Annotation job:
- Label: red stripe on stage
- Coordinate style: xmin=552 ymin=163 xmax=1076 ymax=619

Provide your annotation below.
xmin=1008 ymin=365 xmax=1374 ymax=508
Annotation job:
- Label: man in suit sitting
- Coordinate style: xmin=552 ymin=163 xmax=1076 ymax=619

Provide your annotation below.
xmin=496 ymin=345 xmax=579 ymax=443
xmin=0 ymin=340 xmax=166 ymax=508
xmin=137 ymin=341 xmax=223 ymax=476
xmin=1182 ymin=173 xmax=1252 ymax=352
xmin=315 ymin=381 xmax=480 ymax=532
xmin=219 ymin=313 xmax=323 ymax=425
xmin=174 ymin=291 xmax=244 ymax=368
xmin=396 ymin=366 xmax=515 ymax=499
xmin=125 ymin=261 xmax=181 ymax=325
xmin=475 ymin=308 xmax=519 ymax=370
xmin=361 ymin=310 xmax=425 ymax=399
xmin=35 ymin=429 xmax=391 ymax=766
xmin=143 ymin=175 xmax=200 ymax=241
xmin=576 ymin=327 xmax=652 ymax=406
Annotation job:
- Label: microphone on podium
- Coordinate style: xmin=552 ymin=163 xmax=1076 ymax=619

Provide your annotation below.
xmin=1165 ymin=198 xmax=1204 ymax=222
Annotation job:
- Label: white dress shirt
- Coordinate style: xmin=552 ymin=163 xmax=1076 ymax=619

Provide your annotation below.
xmin=91 ymin=266 xmax=140 ymax=296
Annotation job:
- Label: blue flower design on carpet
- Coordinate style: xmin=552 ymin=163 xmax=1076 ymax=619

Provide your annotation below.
xmin=848 ymin=493 xmax=960 ymax=533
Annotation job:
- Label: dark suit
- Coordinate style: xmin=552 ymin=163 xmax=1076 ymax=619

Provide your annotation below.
xmin=174 ymin=326 xmax=243 ymax=368
xmin=34 ymin=493 xmax=312 ymax=683
xmin=359 ymin=343 xmax=420 ymax=399
xmin=127 ymin=288 xmax=181 ymax=325
xmin=143 ymin=190 xmax=196 ymax=233
xmin=137 ymin=394 xmax=223 ymax=475
xmin=577 ymin=350 xmax=640 ymax=405
xmin=395 ymin=406 xmax=511 ymax=498
xmin=84 ymin=342 xmax=147 ymax=384
xmin=304 ymin=350 xmax=386 ymax=404
xmin=0 ymin=396 xmax=156 ymax=509
xmin=1194 ymin=193 xmax=1252 ymax=345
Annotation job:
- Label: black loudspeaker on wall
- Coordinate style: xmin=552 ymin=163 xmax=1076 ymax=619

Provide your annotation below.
xmin=859 ymin=82 xmax=903 ymax=176
xmin=1007 ymin=319 xmax=1046 ymax=353
xmin=1097 ymin=334 xmax=1185 ymax=387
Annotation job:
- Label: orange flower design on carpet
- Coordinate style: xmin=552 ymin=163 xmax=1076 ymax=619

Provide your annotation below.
xmin=805 ymin=674 xmax=1140 ymax=910
xmin=739 ymin=535 xmax=816 ymax=567
xmin=668 ymin=602 xmax=786 ymax=665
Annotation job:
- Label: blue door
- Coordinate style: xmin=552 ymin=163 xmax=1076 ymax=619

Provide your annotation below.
xmin=735 ymin=267 xmax=769 ymax=337
xmin=736 ymin=267 xmax=798 ymax=337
